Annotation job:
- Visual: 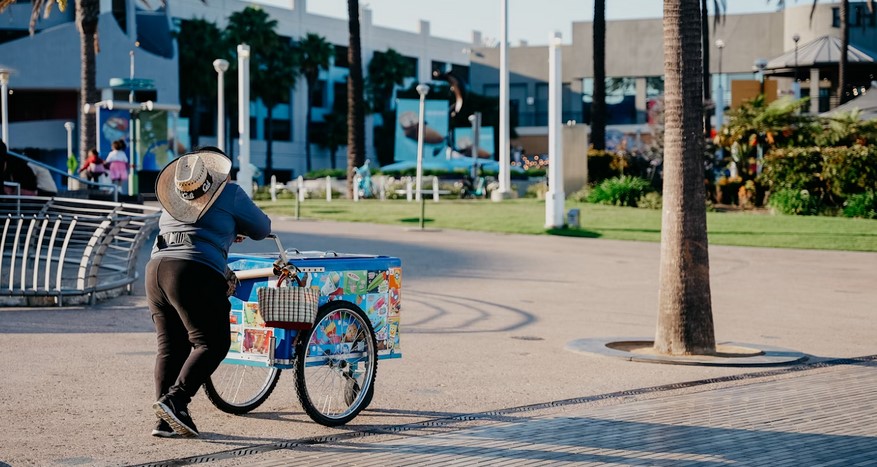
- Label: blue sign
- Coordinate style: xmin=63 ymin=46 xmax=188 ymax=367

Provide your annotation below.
xmin=453 ymin=126 xmax=495 ymax=159
xmin=393 ymin=98 xmax=449 ymax=162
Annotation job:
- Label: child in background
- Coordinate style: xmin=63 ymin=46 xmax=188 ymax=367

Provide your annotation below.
xmin=105 ymin=139 xmax=130 ymax=191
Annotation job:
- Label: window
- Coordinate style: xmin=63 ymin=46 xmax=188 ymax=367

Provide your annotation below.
xmin=265 ymin=118 xmax=291 ymax=141
xmin=334 ymin=45 xmax=349 ymax=68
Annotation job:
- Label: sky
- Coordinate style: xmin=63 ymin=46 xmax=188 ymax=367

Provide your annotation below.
xmin=278 ymin=0 xmax=797 ymax=46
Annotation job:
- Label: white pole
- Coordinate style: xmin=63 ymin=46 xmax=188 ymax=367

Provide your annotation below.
xmin=237 ymin=44 xmax=253 ymax=198
xmin=64 ymin=121 xmax=76 ymax=190
xmin=415 ymin=84 xmax=430 ymax=202
xmin=270 ymin=174 xmax=277 ymax=201
xmin=546 ymin=33 xmax=565 ymax=229
xmin=406 ymin=177 xmax=413 ymax=202
xmin=213 ymin=59 xmax=229 ymax=153
xmin=432 ymin=176 xmax=439 ymax=202
xmin=297 ymin=175 xmax=305 ymax=200
xmin=494 ymin=0 xmax=511 ymax=200
xmin=326 ymin=176 xmax=332 ymax=202
xmin=0 ymin=70 xmax=10 ymax=146
xmin=353 ymin=174 xmax=361 ymax=202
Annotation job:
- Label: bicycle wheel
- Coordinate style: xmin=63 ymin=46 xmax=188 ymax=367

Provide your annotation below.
xmin=295 ymin=301 xmax=378 ymax=426
xmin=204 ymin=362 xmax=281 ymax=415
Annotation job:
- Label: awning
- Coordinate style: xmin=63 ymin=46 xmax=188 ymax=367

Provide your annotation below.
xmin=765 ymin=35 xmax=876 ymax=72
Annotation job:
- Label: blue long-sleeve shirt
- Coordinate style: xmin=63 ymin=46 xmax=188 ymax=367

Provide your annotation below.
xmin=152 ymin=183 xmax=272 ymax=275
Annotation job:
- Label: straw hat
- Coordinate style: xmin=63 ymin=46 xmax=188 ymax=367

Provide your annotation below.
xmin=155 ymin=148 xmax=232 ymax=223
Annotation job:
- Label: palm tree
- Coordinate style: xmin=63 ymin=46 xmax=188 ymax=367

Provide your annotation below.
xmin=654 ymin=0 xmax=716 ymax=355
xmin=366 ymin=49 xmax=414 ymax=166
xmin=591 ymin=0 xmax=606 ymax=150
xmin=175 ymin=19 xmax=224 ymax=148
xmin=225 ymin=6 xmax=288 ymax=176
xmin=258 ymin=37 xmax=298 ymax=179
xmin=774 ymin=0 xmax=874 ymax=104
xmin=346 ymin=0 xmax=366 ymax=198
xmin=297 ymin=33 xmax=334 ymax=174
xmin=0 ymin=0 xmax=101 ymax=162
xmin=0 ymin=0 xmax=205 ymax=168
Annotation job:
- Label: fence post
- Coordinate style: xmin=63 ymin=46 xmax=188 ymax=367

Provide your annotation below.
xmin=297 ymin=175 xmax=305 ymax=200
xmin=432 ymin=176 xmax=440 ymax=202
xmin=379 ymin=176 xmax=386 ymax=200
xmin=406 ymin=177 xmax=413 ymax=202
xmin=270 ymin=175 xmax=277 ymax=202
xmin=353 ymin=174 xmax=361 ymax=202
xmin=325 ymin=176 xmax=332 ymax=202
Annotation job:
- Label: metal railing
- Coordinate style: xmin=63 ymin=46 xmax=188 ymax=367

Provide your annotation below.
xmin=6 ymin=149 xmax=120 ymax=201
xmin=0 ymin=196 xmax=161 ymax=306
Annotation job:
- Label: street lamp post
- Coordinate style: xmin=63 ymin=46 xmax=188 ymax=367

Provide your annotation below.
xmin=64 ymin=121 xmax=76 ymax=190
xmin=715 ymin=39 xmax=725 ymax=134
xmin=213 ymin=59 xmax=230 ymax=152
xmin=792 ymin=33 xmax=801 ymax=99
xmin=545 ymin=32 xmax=564 ymax=229
xmin=237 ymin=44 xmax=253 ymax=198
xmin=415 ymin=84 xmax=429 ymax=203
xmin=0 ymin=69 xmax=10 ymax=146
xmin=494 ymin=0 xmax=511 ymax=200
xmin=754 ymin=58 xmax=768 ymax=96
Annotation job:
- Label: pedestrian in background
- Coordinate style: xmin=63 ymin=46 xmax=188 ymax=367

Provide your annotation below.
xmin=105 ymin=139 xmax=129 ymax=191
xmin=78 ymin=148 xmax=106 ymax=188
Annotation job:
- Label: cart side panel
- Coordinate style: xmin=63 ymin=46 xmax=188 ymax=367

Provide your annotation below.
xmin=226 ymin=254 xmax=402 ymax=361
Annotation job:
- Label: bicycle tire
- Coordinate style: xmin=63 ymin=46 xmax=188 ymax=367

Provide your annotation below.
xmin=204 ymin=363 xmax=281 ymax=415
xmin=295 ymin=301 xmax=378 ymax=426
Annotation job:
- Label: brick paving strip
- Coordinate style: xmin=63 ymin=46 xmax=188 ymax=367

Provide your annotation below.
xmin=135 ymin=355 xmax=877 ymax=466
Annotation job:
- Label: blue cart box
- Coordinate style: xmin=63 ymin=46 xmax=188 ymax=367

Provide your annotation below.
xmin=225 ymin=251 xmax=402 ymax=368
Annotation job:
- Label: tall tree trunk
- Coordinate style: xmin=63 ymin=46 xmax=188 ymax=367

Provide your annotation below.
xmin=591 ymin=0 xmax=606 ymax=150
xmin=346 ymin=0 xmax=366 ymax=198
xmin=654 ymin=0 xmax=715 ymax=356
xmin=701 ymin=0 xmax=712 ymax=138
xmin=265 ymin=103 xmax=274 ymax=179
xmin=838 ymin=0 xmax=850 ymax=104
xmin=305 ymin=79 xmax=314 ymax=173
xmin=77 ymin=0 xmax=100 ymax=163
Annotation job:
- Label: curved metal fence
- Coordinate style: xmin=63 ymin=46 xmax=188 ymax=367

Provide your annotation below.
xmin=0 ymin=196 xmax=161 ymax=306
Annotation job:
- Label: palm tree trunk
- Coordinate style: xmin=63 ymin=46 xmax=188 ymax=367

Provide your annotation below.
xmin=701 ymin=0 xmax=712 ymax=138
xmin=591 ymin=0 xmax=606 ymax=150
xmin=77 ymin=0 xmax=100 ymax=163
xmin=654 ymin=0 xmax=715 ymax=356
xmin=838 ymin=0 xmax=850 ymax=104
xmin=347 ymin=0 xmax=366 ymax=198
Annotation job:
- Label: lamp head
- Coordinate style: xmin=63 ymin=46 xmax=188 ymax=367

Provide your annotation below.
xmin=213 ymin=59 xmax=229 ymax=73
xmin=64 ymin=122 xmax=74 ymax=131
xmin=754 ymin=58 xmax=768 ymax=71
xmin=416 ymin=84 xmax=430 ymax=97
xmin=715 ymin=39 xmax=725 ymax=50
xmin=793 ymin=33 xmax=800 ymax=43
xmin=0 ymin=68 xmax=10 ymax=84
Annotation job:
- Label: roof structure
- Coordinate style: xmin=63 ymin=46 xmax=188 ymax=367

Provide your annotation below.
xmin=822 ymin=81 xmax=877 ymax=120
xmin=765 ymin=35 xmax=877 ymax=72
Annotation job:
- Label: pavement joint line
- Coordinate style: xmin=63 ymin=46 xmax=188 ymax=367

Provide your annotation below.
xmin=130 ymin=353 xmax=877 ymax=467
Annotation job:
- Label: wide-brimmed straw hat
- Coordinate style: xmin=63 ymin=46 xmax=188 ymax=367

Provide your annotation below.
xmin=155 ymin=148 xmax=232 ymax=223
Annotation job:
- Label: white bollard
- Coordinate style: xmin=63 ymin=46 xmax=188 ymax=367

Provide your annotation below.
xmin=353 ymin=174 xmax=361 ymax=202
xmin=297 ymin=175 xmax=305 ymax=200
xmin=325 ymin=176 xmax=332 ymax=202
xmin=379 ymin=175 xmax=387 ymax=200
xmin=270 ymin=174 xmax=277 ymax=202
xmin=406 ymin=177 xmax=414 ymax=202
xmin=432 ymin=176 xmax=440 ymax=202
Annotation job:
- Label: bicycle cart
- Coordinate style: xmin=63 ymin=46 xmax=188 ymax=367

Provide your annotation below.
xmin=203 ymin=235 xmax=401 ymax=426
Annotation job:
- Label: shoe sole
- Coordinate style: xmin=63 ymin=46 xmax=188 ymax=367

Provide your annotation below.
xmin=151 ymin=429 xmax=176 ymax=438
xmin=152 ymin=401 xmax=199 ymax=438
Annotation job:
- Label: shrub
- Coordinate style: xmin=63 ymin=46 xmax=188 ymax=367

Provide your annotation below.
xmin=768 ymin=189 xmax=822 ymax=216
xmin=587 ymin=176 xmax=653 ymax=207
xmin=524 ymin=181 xmax=548 ymax=199
xmin=587 ymin=150 xmax=624 ymax=184
xmin=568 ymin=186 xmax=590 ymax=203
xmin=305 ymin=168 xmax=348 ymax=179
xmin=637 ymin=191 xmax=663 ymax=209
xmin=842 ymin=191 xmax=877 ymax=219
xmin=761 ymin=146 xmax=877 ymax=207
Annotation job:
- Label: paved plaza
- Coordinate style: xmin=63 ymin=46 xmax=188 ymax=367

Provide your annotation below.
xmin=1 ymin=218 xmax=875 ymax=466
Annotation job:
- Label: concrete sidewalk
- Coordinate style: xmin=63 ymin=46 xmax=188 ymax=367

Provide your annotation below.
xmin=1 ymin=218 xmax=875 ymax=466
xmin=154 ymin=355 xmax=877 ymax=466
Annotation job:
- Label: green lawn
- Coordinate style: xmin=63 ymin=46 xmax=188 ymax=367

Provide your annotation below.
xmin=257 ymin=198 xmax=877 ymax=252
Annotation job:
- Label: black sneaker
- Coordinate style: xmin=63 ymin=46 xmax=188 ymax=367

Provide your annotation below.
xmin=151 ymin=419 xmax=176 ymax=438
xmin=152 ymin=395 xmax=199 ymax=438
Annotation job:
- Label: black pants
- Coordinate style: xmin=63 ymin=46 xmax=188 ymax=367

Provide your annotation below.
xmin=146 ymin=257 xmax=231 ymax=404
